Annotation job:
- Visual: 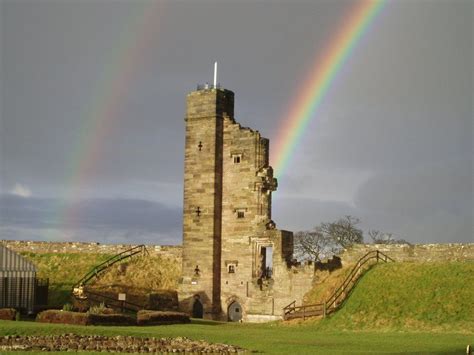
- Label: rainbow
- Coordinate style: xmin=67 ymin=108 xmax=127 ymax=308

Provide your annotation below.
xmin=51 ymin=2 xmax=165 ymax=240
xmin=272 ymin=0 xmax=386 ymax=178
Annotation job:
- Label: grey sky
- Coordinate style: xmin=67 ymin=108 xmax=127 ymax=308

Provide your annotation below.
xmin=0 ymin=0 xmax=472 ymax=245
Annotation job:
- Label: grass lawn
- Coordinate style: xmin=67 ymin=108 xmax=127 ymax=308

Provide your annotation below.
xmin=0 ymin=319 xmax=472 ymax=354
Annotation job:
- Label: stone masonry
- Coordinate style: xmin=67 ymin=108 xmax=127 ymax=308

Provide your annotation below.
xmin=0 ymin=240 xmax=181 ymax=259
xmin=178 ymin=86 xmax=314 ymax=321
xmin=340 ymin=243 xmax=474 ymax=264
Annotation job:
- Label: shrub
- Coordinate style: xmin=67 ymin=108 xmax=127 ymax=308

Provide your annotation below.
xmin=137 ymin=310 xmax=190 ymax=326
xmin=0 ymin=308 xmax=17 ymax=321
xmin=87 ymin=313 xmax=136 ymax=326
xmin=37 ymin=310 xmax=88 ymax=325
xmin=87 ymin=302 xmax=114 ymax=315
xmin=62 ymin=303 xmax=73 ymax=312
xmin=36 ymin=309 xmax=135 ymax=326
xmin=148 ymin=290 xmax=179 ymax=311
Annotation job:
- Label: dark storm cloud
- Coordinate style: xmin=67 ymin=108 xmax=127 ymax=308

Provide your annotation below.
xmin=0 ymin=0 xmax=472 ymax=244
xmin=273 ymin=198 xmax=358 ymax=233
xmin=0 ymin=194 xmax=181 ymax=234
xmin=354 ymin=161 xmax=472 ymax=217
xmin=353 ymin=160 xmax=473 ymax=243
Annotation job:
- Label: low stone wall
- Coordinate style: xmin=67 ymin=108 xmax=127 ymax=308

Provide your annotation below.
xmin=0 ymin=335 xmax=246 ymax=353
xmin=0 ymin=240 xmax=182 ymax=260
xmin=341 ymin=243 xmax=474 ymax=264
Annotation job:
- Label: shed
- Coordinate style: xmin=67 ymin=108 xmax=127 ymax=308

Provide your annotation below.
xmin=0 ymin=244 xmax=37 ymax=313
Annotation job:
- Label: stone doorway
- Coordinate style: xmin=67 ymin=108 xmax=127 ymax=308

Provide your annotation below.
xmin=227 ymin=301 xmax=243 ymax=322
xmin=192 ymin=298 xmax=203 ymax=318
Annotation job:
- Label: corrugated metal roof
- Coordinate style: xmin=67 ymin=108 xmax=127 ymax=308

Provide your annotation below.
xmin=0 ymin=244 xmax=36 ymax=272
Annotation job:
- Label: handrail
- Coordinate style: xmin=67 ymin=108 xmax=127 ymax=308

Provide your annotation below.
xmin=72 ymin=245 xmax=148 ymax=299
xmin=283 ymin=300 xmax=296 ymax=315
xmin=283 ymin=249 xmax=394 ymax=320
xmin=326 ymin=250 xmax=394 ymax=310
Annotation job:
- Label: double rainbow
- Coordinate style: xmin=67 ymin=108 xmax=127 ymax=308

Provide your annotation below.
xmin=55 ymin=2 xmax=164 ymax=238
xmin=272 ymin=0 xmax=386 ymax=178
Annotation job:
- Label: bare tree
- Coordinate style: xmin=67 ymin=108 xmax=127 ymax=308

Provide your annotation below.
xmin=319 ymin=215 xmax=364 ymax=249
xmin=294 ymin=229 xmax=333 ymax=262
xmin=368 ymin=229 xmax=410 ymax=245
xmin=294 ymin=215 xmax=364 ymax=261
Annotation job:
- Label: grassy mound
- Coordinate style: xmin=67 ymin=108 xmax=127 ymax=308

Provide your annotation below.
xmin=318 ymin=261 xmax=474 ymax=332
xmin=87 ymin=255 xmax=181 ymax=308
xmin=21 ymin=252 xmax=181 ymax=308
xmin=21 ymin=252 xmax=113 ymax=306
xmin=304 ymin=263 xmax=355 ymax=305
xmin=92 ymin=255 xmax=180 ymax=290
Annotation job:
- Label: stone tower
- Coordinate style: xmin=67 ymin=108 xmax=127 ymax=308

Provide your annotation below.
xmin=179 ymin=86 xmax=233 ymax=317
xmin=179 ymin=84 xmax=312 ymax=322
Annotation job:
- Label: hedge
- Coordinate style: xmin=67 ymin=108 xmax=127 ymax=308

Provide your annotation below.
xmin=0 ymin=308 xmax=17 ymax=321
xmin=137 ymin=310 xmax=190 ymax=326
xmin=36 ymin=310 xmax=134 ymax=326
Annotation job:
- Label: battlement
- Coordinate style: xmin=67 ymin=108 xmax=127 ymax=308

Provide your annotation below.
xmin=185 ymin=87 xmax=234 ymax=120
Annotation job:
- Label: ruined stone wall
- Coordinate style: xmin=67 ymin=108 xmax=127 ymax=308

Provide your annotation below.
xmin=340 ymin=243 xmax=474 ymax=264
xmin=0 ymin=240 xmax=182 ymax=259
xmin=242 ymin=230 xmax=314 ymax=318
xmin=219 ymin=116 xmax=276 ymax=314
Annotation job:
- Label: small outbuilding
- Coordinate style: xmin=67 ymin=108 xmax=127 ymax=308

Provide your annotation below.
xmin=0 ymin=244 xmax=37 ymax=313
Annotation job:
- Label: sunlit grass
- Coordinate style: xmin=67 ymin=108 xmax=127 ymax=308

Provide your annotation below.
xmin=0 ymin=319 xmax=472 ymax=354
xmin=317 ymin=262 xmax=474 ymax=333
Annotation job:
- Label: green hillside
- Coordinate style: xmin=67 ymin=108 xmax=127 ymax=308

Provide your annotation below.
xmin=21 ymin=252 xmax=114 ymax=306
xmin=21 ymin=252 xmax=181 ymax=307
xmin=316 ymin=261 xmax=474 ymax=332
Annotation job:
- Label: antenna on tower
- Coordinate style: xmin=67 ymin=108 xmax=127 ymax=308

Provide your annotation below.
xmin=213 ymin=61 xmax=217 ymax=87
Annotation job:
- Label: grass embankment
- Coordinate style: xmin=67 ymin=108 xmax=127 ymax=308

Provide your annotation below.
xmin=89 ymin=255 xmax=181 ymax=306
xmin=21 ymin=253 xmax=113 ymax=306
xmin=21 ymin=252 xmax=181 ymax=307
xmin=307 ymin=261 xmax=474 ymax=333
xmin=304 ymin=263 xmax=355 ymax=305
xmin=0 ymin=319 xmax=472 ymax=354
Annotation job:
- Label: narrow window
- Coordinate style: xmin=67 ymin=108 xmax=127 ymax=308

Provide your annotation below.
xmin=232 ymin=154 xmax=242 ymax=164
xmin=259 ymin=246 xmax=273 ymax=279
xmin=237 ymin=211 xmax=245 ymax=219
xmin=228 ymin=265 xmax=235 ymax=273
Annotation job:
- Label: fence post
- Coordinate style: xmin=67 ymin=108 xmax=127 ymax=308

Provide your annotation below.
xmin=303 ymin=306 xmax=306 ymax=320
xmin=323 ymin=302 xmax=326 ymax=318
xmin=376 ymin=250 xmax=379 ymax=262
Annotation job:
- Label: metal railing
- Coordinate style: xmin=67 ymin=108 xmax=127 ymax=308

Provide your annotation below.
xmin=72 ymin=245 xmax=148 ymax=299
xmin=283 ymin=250 xmax=395 ymax=320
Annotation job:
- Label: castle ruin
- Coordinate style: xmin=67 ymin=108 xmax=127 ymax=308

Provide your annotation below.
xmin=178 ymin=84 xmax=314 ymax=322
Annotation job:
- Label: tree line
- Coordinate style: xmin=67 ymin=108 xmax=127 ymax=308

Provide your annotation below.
xmin=294 ymin=215 xmax=409 ymax=262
